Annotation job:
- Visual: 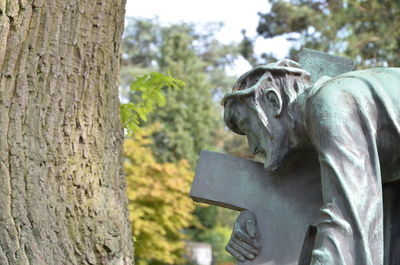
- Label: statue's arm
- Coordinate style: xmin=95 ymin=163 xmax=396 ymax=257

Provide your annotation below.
xmin=305 ymin=85 xmax=383 ymax=265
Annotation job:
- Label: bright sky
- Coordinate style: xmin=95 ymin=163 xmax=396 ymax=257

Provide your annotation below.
xmin=124 ymin=0 xmax=291 ymax=75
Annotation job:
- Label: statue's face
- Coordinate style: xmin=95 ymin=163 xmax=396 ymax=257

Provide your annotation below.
xmin=224 ymin=97 xmax=289 ymax=171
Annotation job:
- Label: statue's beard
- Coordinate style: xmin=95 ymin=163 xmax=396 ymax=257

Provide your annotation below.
xmin=263 ymin=150 xmax=282 ymax=171
xmin=263 ymin=137 xmax=289 ymax=171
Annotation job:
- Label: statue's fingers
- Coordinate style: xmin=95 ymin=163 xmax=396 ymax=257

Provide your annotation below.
xmin=234 ymin=230 xmax=260 ymax=248
xmin=229 ymin=240 xmax=256 ymax=259
xmin=246 ymin=219 xmax=256 ymax=238
xmin=225 ymin=245 xmax=245 ymax=262
xmin=231 ymin=237 xmax=259 ymax=255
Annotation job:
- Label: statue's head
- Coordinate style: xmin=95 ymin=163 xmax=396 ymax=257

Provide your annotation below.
xmin=222 ymin=59 xmax=311 ymax=170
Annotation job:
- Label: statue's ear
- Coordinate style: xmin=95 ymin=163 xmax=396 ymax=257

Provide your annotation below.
xmin=264 ymin=88 xmax=282 ymax=117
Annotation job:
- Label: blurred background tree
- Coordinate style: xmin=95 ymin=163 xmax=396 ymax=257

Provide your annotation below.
xmin=253 ymin=0 xmax=400 ymax=67
xmin=124 ymin=125 xmax=195 ymax=265
xmin=121 ymin=18 xmax=243 ymax=265
xmin=122 ymin=18 xmax=240 ymax=166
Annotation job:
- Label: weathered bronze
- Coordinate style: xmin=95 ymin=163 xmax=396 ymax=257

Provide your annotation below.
xmin=190 ymin=150 xmax=322 ymax=265
xmin=190 ymin=49 xmax=400 ymax=265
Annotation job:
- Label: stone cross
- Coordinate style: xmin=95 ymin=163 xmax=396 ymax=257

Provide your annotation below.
xmin=190 ymin=150 xmax=322 ymax=265
xmin=299 ymin=48 xmax=356 ymax=83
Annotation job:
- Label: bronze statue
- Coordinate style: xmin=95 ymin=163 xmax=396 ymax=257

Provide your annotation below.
xmin=222 ymin=55 xmax=400 ymax=265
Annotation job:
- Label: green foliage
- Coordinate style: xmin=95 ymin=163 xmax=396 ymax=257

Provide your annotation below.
xmin=120 ymin=72 xmax=184 ymax=135
xmin=194 ymin=205 xmax=218 ymax=229
xmin=188 ymin=205 xmax=238 ymax=265
xmin=190 ymin=224 xmax=235 ymax=265
xmin=121 ymin=18 xmax=244 ymax=264
xmin=124 ymin=125 xmax=195 ymax=265
xmin=121 ymin=18 xmax=159 ymax=68
xmin=257 ymin=0 xmax=400 ymax=66
xmin=239 ymin=30 xmax=258 ymax=67
xmin=122 ymin=18 xmax=239 ymax=165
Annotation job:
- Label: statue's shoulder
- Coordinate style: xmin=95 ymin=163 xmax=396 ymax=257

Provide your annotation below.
xmin=340 ymin=67 xmax=400 ymax=78
xmin=306 ymin=67 xmax=400 ymax=99
xmin=304 ymin=67 xmax=400 ymax=120
xmin=304 ymin=74 xmax=350 ymax=104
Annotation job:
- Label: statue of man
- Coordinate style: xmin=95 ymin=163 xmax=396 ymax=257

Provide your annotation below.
xmin=222 ymin=59 xmax=400 ymax=265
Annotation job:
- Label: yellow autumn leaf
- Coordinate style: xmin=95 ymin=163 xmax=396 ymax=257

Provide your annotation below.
xmin=124 ymin=125 xmax=195 ymax=265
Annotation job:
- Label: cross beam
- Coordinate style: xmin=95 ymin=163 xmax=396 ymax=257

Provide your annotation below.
xmin=299 ymin=48 xmax=356 ymax=84
xmin=190 ymin=150 xmax=323 ymax=265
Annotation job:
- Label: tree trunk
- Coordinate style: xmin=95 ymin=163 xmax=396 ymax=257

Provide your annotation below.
xmin=0 ymin=1 xmax=133 ymax=264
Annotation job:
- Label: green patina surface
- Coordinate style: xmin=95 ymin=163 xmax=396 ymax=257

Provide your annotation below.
xmin=204 ymin=49 xmax=400 ymax=265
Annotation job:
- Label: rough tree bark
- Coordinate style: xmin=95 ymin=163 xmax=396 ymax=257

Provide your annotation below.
xmin=0 ymin=1 xmax=133 ymax=264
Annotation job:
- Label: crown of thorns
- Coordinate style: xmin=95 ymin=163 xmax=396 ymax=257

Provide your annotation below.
xmin=221 ymin=59 xmax=310 ymax=105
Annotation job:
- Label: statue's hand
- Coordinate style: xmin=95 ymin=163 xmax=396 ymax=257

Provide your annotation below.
xmin=226 ymin=210 xmax=260 ymax=262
